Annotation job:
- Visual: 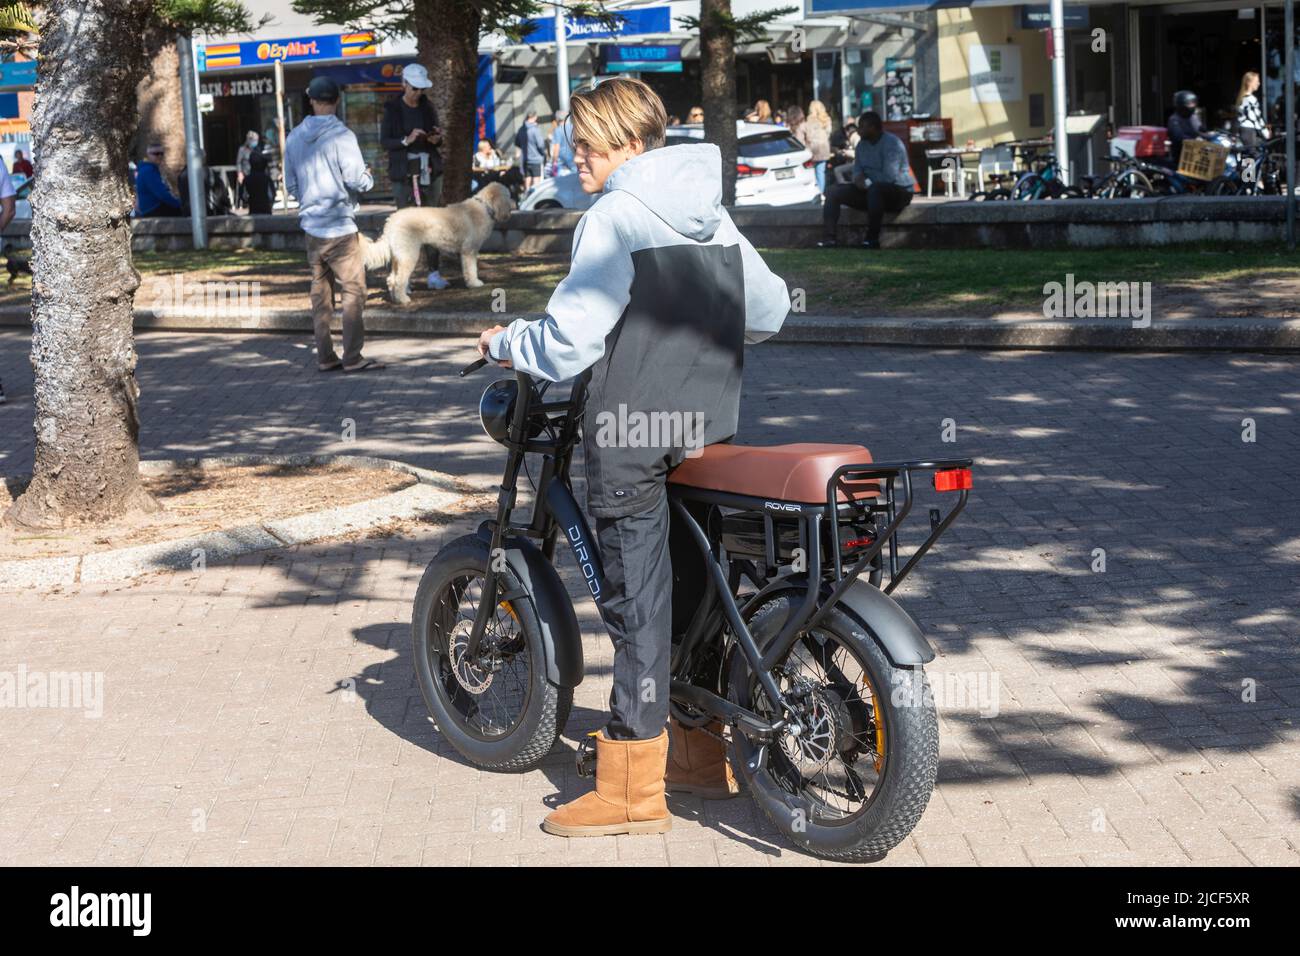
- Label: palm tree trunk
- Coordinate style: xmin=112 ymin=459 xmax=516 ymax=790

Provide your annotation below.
xmin=700 ymin=0 xmax=738 ymax=206
xmin=418 ymin=0 xmax=481 ymax=204
xmin=5 ymin=0 xmax=159 ymax=529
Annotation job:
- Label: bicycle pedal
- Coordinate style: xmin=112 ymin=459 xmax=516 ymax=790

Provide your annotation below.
xmin=576 ymin=731 xmax=598 ymax=778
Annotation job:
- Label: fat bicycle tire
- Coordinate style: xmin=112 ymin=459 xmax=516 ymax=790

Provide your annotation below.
xmin=412 ymin=534 xmax=572 ymax=771
xmin=727 ymin=593 xmax=939 ymax=862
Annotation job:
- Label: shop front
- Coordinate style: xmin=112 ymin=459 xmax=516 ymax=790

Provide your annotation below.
xmin=491 ymin=1 xmax=936 ymax=137
xmin=199 ymin=30 xmax=494 ymax=201
xmin=1132 ymin=3 xmax=1280 ymax=130
xmin=834 ymin=0 xmax=1295 ymax=161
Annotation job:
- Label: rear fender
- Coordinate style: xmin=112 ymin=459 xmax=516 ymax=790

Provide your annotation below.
xmin=741 ymin=575 xmax=935 ymax=667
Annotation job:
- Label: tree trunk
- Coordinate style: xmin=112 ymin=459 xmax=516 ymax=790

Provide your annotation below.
xmin=700 ymin=0 xmax=738 ymax=206
xmin=134 ymin=27 xmax=186 ymax=191
xmin=6 ymin=0 xmax=159 ymax=530
xmin=418 ymin=0 xmax=481 ymax=204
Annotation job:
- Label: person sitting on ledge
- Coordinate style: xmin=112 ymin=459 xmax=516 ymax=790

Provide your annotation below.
xmin=135 ymin=143 xmax=182 ymax=218
xmin=818 ymin=111 xmax=915 ymax=250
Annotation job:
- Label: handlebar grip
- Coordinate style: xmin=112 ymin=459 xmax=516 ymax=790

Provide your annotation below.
xmin=460 ymin=357 xmax=488 ymax=377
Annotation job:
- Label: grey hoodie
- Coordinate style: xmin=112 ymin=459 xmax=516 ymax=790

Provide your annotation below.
xmin=284 ymin=114 xmax=374 ymax=239
xmin=489 ymin=142 xmax=791 ymax=517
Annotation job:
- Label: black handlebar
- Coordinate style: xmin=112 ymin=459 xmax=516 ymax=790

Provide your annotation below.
xmin=461 ymin=357 xmax=488 ymax=377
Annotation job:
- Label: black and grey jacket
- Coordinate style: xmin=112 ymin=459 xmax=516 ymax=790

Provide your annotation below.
xmin=488 ymin=143 xmax=790 ymax=517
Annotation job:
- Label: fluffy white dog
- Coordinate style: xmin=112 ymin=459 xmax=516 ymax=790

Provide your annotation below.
xmin=360 ymin=182 xmax=513 ymax=305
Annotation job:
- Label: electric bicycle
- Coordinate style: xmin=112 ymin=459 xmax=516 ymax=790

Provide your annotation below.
xmin=411 ymin=358 xmax=973 ymax=861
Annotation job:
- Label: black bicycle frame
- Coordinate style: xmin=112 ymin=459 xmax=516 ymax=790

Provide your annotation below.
xmin=462 ymin=363 xmax=970 ymax=748
xmin=463 ymin=370 xmax=595 ymax=659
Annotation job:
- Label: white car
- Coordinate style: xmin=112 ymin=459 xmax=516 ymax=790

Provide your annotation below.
xmin=518 ymin=121 xmax=820 ymax=211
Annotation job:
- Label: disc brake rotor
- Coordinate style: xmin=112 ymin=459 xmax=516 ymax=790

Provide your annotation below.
xmin=446 ymin=619 xmax=495 ymax=694
xmin=779 ymin=684 xmax=840 ymax=777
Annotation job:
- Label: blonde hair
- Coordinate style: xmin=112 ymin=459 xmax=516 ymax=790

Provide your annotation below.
xmin=751 ymin=99 xmax=772 ymax=122
xmin=569 ymin=77 xmax=667 ymax=154
xmin=807 ymin=100 xmax=832 ymax=127
xmin=1237 ymin=71 xmax=1261 ymax=107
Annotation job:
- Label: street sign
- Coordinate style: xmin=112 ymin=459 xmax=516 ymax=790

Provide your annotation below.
xmin=0 ymin=61 xmax=37 ymax=92
xmin=601 ymin=44 xmax=682 ymax=74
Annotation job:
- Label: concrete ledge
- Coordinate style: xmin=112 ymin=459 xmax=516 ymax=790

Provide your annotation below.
xmin=779 ymin=313 xmax=1300 ymax=351
xmin=3 ymin=194 xmax=1294 ymax=252
xmin=4 ymin=303 xmax=1297 ymax=352
xmin=0 ymin=454 xmax=467 ymax=590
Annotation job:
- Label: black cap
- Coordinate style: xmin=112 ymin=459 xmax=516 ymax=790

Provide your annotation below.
xmin=306 ymin=76 xmax=340 ymax=103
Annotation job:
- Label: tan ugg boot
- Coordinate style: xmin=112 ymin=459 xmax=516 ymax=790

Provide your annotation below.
xmin=665 ymin=717 xmax=741 ymax=799
xmin=542 ymin=730 xmax=671 ymax=837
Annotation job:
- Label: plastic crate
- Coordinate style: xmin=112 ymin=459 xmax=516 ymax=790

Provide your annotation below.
xmin=1177 ymin=139 xmax=1228 ymax=181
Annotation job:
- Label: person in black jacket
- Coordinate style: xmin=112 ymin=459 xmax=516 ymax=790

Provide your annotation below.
xmin=1167 ymin=90 xmax=1207 ymax=168
xmin=382 ymin=63 xmax=442 ymax=207
xmin=245 ymin=146 xmax=273 ymax=214
xmin=380 ymin=62 xmax=447 ymax=287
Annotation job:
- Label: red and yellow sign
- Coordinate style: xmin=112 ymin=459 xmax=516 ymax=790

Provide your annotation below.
xmin=201 ymin=32 xmax=377 ymax=71
xmin=341 ymin=34 xmax=377 ymax=57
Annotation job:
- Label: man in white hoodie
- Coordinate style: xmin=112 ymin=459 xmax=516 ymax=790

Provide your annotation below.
xmin=284 ymin=76 xmax=379 ymax=373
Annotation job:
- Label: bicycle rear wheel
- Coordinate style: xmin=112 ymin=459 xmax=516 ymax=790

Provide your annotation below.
xmin=727 ymin=593 xmax=938 ymax=862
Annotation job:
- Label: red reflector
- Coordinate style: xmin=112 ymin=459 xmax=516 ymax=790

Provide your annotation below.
xmin=845 ymin=536 xmax=875 ymax=549
xmin=933 ymin=468 xmax=972 ymax=492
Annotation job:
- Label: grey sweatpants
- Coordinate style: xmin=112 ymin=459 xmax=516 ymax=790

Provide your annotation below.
xmin=593 ymin=483 xmax=673 ymax=741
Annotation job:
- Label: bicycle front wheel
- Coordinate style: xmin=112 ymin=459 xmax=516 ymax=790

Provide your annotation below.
xmin=411 ymin=534 xmax=572 ymax=771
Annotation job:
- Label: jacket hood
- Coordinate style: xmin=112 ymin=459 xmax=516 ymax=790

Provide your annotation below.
xmin=298 ymin=114 xmax=347 ymax=144
xmin=605 ymin=143 xmax=722 ymax=242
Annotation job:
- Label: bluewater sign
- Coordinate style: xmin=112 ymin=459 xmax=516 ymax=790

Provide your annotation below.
xmin=522 ymin=7 xmax=672 ymax=43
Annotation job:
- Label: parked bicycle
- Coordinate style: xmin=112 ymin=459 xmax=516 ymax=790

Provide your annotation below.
xmin=971 ymin=146 xmax=1083 ymax=200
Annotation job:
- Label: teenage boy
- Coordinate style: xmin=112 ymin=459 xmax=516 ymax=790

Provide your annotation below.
xmin=477 ymin=78 xmax=790 ymax=837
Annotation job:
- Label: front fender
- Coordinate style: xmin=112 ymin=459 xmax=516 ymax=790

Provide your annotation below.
xmin=476 ymin=524 xmax=584 ymax=687
xmin=742 ymin=575 xmax=935 ymax=667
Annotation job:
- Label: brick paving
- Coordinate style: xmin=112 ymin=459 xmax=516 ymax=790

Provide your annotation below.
xmin=1 ymin=329 xmax=1297 ymax=866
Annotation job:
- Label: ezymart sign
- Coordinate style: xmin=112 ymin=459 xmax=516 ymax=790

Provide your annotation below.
xmin=200 ymin=32 xmax=378 ymax=71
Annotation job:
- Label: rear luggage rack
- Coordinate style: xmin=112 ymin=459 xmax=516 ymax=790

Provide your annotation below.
xmin=822 ymin=457 xmax=972 ymax=599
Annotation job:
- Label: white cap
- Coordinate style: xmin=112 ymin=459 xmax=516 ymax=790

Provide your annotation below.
xmin=401 ymin=63 xmax=432 ymax=89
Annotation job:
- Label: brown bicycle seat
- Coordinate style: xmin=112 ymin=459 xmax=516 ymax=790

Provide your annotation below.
xmin=668 ymin=442 xmax=879 ymax=503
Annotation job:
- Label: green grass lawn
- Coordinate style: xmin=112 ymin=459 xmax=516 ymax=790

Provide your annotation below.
xmin=133 ymin=248 xmax=303 ymax=275
xmin=8 ymin=244 xmax=1295 ymax=317
xmin=762 ymin=245 xmax=1300 ymax=315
